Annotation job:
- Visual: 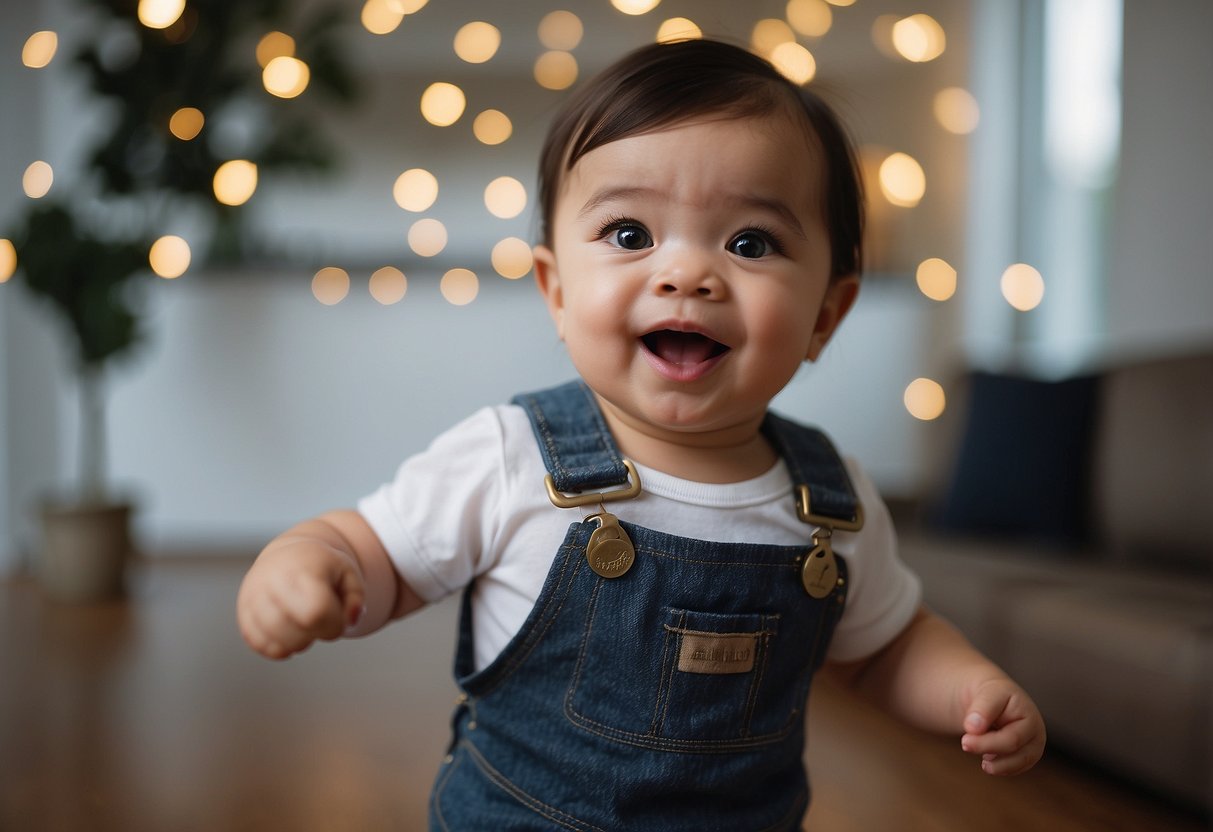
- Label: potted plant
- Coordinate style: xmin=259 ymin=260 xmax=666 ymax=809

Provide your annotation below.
xmin=3 ymin=0 xmax=356 ymax=601
xmin=8 ymin=202 xmax=152 ymax=600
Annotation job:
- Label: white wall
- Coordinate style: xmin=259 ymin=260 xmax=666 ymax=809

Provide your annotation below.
xmin=1104 ymin=0 xmax=1213 ymax=358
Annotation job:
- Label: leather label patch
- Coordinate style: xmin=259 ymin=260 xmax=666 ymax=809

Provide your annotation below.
xmin=677 ymin=632 xmax=757 ymax=675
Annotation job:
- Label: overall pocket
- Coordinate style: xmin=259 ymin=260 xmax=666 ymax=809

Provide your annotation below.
xmin=566 ymin=603 xmax=795 ymax=751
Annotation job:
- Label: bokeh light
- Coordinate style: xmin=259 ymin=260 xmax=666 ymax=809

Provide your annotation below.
xmin=441 ymin=268 xmax=479 ymax=306
xmin=369 ymin=266 xmax=407 ymax=305
xmin=656 ymin=18 xmax=702 ymax=43
xmin=387 ymin=0 xmax=429 ymax=11
xmin=892 ymin=14 xmax=946 ymax=63
xmin=453 ymin=21 xmax=500 ymax=63
xmin=825 ymin=0 xmax=856 ymax=5
xmin=312 ymin=266 xmax=350 ymax=305
xmin=0 ymin=240 xmax=17 ymax=283
xmin=611 ymin=0 xmax=661 ymax=15
xmin=262 ymin=56 xmax=310 ymax=98
xmin=393 ymin=168 xmax=439 ymax=212
xmin=420 ymin=82 xmax=466 ymax=126
xmin=539 ymin=10 xmax=584 ymax=50
xmin=916 ymin=257 xmax=957 ymax=301
xmin=407 ymin=218 xmax=448 ymax=257
xmin=934 ymin=87 xmax=981 ymax=135
xmin=169 ymin=107 xmax=205 ymax=140
xmin=213 ymin=160 xmax=258 ymax=206
xmin=492 ymin=237 xmax=534 ymax=279
xmin=138 ymin=0 xmax=185 ymax=30
xmin=786 ymin=0 xmax=832 ymax=38
xmin=770 ymin=42 xmax=816 ymax=85
xmin=256 ymin=32 xmax=295 ymax=68
xmin=751 ymin=18 xmax=796 ymax=58
xmin=362 ymin=0 xmax=404 ymax=34
xmin=23 ymin=161 xmax=54 ymax=199
xmin=534 ymin=51 xmax=578 ymax=90
xmin=904 ymin=378 xmax=947 ymax=421
xmin=484 ymin=177 xmax=527 ymax=219
xmin=473 ymin=109 xmax=513 ymax=145
xmin=22 ymin=31 xmax=58 ymax=68
xmin=878 ymin=152 xmax=926 ymax=207
xmin=149 ymin=235 xmax=191 ymax=279
xmin=1001 ymin=263 xmax=1045 ymax=311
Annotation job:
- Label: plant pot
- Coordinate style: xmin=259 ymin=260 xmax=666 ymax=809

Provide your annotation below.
xmin=38 ymin=501 xmax=134 ymax=602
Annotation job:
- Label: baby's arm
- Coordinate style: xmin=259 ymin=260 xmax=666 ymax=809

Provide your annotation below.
xmin=236 ymin=509 xmax=424 ymax=659
xmin=829 ymin=606 xmax=1046 ymax=775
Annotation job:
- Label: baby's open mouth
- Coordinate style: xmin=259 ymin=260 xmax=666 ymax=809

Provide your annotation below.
xmin=640 ymin=330 xmax=730 ymax=366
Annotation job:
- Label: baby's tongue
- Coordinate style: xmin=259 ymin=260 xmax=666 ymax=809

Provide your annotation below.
xmin=648 ymin=331 xmax=718 ymax=365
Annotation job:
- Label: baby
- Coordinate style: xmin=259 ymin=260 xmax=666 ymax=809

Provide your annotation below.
xmin=238 ymin=38 xmax=1045 ymax=831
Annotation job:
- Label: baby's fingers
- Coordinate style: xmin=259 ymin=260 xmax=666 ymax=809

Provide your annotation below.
xmin=275 ymin=572 xmax=347 ymax=641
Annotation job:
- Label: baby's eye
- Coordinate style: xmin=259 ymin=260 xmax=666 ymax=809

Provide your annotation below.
xmin=727 ymin=231 xmax=777 ymax=259
xmin=603 ymin=223 xmax=653 ymax=251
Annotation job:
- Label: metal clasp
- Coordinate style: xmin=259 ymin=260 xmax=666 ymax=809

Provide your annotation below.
xmin=544 ymin=459 xmax=643 ymax=509
xmin=795 ymin=484 xmax=864 ymax=532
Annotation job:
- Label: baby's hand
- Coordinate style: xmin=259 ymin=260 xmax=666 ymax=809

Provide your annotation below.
xmin=959 ymin=678 xmax=1047 ymax=775
xmin=236 ymin=537 xmax=366 ymax=660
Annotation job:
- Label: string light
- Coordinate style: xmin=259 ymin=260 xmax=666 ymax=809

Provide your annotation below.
xmin=1001 ymin=263 xmax=1045 ymax=311
xmin=538 ymin=11 xmax=583 ymax=50
xmin=484 ymin=176 xmax=527 ymax=219
xmin=262 ymin=56 xmax=310 ymax=98
xmin=369 ymin=266 xmax=407 ymax=305
xmin=312 ymin=266 xmax=350 ymax=305
xmin=386 ymin=0 xmax=428 ymax=12
xmin=751 ymin=19 xmax=795 ymax=58
xmin=916 ymin=258 xmax=956 ymax=301
xmin=22 ymin=161 xmax=54 ymax=199
xmin=393 ymin=168 xmax=439 ymax=212
xmin=407 ymin=218 xmax=448 ymax=257
xmin=770 ymin=42 xmax=816 ymax=85
xmin=491 ymin=237 xmax=534 ymax=279
xmin=213 ymin=160 xmax=258 ymax=206
xmin=453 ymin=21 xmax=500 ymax=64
xmin=256 ymin=32 xmax=295 ymax=68
xmin=786 ymin=0 xmax=832 ymax=38
xmin=878 ymin=152 xmax=926 ymax=207
xmin=169 ymin=107 xmax=205 ymax=140
xmin=149 ymin=235 xmax=191 ymax=278
xmin=361 ymin=0 xmax=404 ymax=34
xmin=656 ymin=18 xmax=702 ymax=43
xmin=891 ymin=14 xmax=946 ymax=63
xmin=0 ymin=239 xmax=16 ymax=283
xmin=610 ymin=0 xmax=661 ymax=15
xmin=904 ymin=378 xmax=947 ymax=421
xmin=473 ymin=109 xmax=513 ymax=145
xmin=420 ymin=82 xmax=466 ymax=126
xmin=22 ymin=31 xmax=58 ymax=68
xmin=934 ymin=87 xmax=980 ymax=135
xmin=534 ymin=51 xmax=578 ymax=90
xmin=440 ymin=268 xmax=479 ymax=306
xmin=138 ymin=0 xmax=186 ymax=30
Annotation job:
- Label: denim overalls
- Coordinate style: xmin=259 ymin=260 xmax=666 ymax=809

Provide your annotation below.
xmin=430 ymin=381 xmax=863 ymax=831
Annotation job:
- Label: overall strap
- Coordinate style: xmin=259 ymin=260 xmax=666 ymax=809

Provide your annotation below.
xmin=511 ymin=381 xmax=631 ymax=494
xmin=762 ymin=412 xmax=864 ymax=531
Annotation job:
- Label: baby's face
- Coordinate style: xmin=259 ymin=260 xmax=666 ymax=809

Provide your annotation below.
xmin=533 ymin=112 xmax=856 ymax=449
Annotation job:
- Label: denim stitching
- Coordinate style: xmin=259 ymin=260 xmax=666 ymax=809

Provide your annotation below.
xmin=741 ymin=616 xmax=776 ymax=736
xmin=431 ymin=745 xmax=462 ymax=832
xmin=564 ymin=567 xmax=605 ymax=725
xmin=463 ymin=740 xmax=606 ymax=832
xmin=649 ymin=613 xmax=676 ymax=736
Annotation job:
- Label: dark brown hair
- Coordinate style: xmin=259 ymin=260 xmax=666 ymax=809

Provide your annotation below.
xmin=537 ymin=38 xmax=865 ymax=279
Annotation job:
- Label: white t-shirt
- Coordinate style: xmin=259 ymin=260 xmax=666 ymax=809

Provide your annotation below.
xmin=359 ymin=404 xmax=921 ymax=672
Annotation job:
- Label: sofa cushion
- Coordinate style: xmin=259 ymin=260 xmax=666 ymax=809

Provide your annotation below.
xmin=934 ymin=371 xmax=1100 ymax=545
xmin=1093 ymin=352 xmax=1213 ymax=572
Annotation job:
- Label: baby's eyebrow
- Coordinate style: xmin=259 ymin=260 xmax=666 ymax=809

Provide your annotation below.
xmin=577 ymin=186 xmax=660 ymax=219
xmin=729 ymin=194 xmax=809 ymax=240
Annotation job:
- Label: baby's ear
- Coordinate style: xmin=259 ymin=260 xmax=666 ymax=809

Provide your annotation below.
xmin=805 ymin=275 xmax=860 ymax=362
xmin=532 ymin=245 xmax=565 ymax=340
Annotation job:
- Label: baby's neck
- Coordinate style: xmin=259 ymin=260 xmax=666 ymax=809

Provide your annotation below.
xmin=596 ymin=398 xmax=778 ymax=484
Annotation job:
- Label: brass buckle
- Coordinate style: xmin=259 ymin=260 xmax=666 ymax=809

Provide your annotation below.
xmin=545 ymin=460 xmax=643 ymax=509
xmin=795 ymin=484 xmax=864 ymax=532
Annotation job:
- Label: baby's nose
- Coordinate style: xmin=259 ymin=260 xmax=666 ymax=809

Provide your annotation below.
xmin=654 ymin=256 xmax=726 ymax=299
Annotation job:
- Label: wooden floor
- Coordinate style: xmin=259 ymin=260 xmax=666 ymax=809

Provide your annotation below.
xmin=1 ymin=558 xmax=1208 ymax=831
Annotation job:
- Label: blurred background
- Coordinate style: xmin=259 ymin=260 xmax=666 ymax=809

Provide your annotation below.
xmin=7 ymin=0 xmax=1209 ymax=562
xmin=1 ymin=0 xmax=1211 ymax=827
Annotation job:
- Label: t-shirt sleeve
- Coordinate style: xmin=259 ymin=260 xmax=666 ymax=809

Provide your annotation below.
xmin=825 ymin=458 xmax=922 ymax=663
xmin=357 ymin=407 xmax=507 ymax=604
